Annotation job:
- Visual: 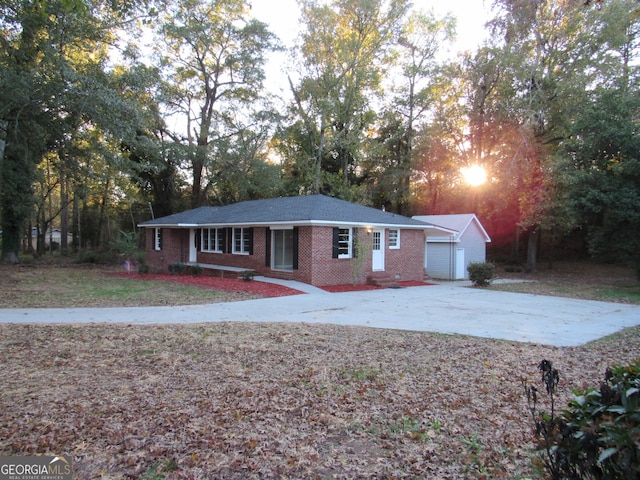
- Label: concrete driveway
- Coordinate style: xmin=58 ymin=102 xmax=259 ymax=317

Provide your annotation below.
xmin=1 ymin=281 xmax=638 ymax=347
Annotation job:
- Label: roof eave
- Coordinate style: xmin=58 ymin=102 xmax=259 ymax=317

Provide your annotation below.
xmin=140 ymin=220 xmax=435 ymax=229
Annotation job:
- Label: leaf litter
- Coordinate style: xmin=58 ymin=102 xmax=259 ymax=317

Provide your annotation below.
xmin=1 ymin=321 xmax=638 ymax=479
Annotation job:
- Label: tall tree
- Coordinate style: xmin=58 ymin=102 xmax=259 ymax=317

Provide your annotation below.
xmin=0 ymin=0 xmax=157 ymax=261
xmin=485 ymin=0 xmax=597 ymax=271
xmin=559 ymin=86 xmax=640 ymax=273
xmin=153 ymin=0 xmax=277 ymax=208
xmin=384 ymin=9 xmax=454 ymax=214
xmin=282 ymin=0 xmax=409 ymax=198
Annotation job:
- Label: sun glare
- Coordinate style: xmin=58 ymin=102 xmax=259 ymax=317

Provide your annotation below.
xmin=461 ymin=165 xmax=487 ymax=187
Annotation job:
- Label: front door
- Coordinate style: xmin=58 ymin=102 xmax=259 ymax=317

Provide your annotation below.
xmin=455 ymin=248 xmax=465 ymax=279
xmin=189 ymin=229 xmax=197 ymax=263
xmin=372 ymin=229 xmax=385 ymax=271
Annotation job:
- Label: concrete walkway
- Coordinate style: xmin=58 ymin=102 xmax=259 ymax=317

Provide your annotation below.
xmin=1 ymin=280 xmax=638 ymax=347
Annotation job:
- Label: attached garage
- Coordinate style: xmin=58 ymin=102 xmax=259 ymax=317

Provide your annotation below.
xmin=412 ymin=214 xmax=491 ymax=280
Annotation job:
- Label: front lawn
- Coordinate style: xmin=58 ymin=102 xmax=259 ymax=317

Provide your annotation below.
xmin=1 ymin=322 xmax=638 ymax=478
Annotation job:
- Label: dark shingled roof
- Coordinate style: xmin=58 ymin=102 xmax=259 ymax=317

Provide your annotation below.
xmin=139 ymin=194 xmax=432 ymax=228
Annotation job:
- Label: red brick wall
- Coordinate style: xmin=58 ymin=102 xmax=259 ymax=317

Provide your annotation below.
xmin=195 ymin=227 xmax=267 ymax=272
xmin=308 ymin=226 xmax=365 ymax=286
xmin=145 ymin=228 xmax=188 ymax=272
xmin=144 ymin=226 xmax=425 ymax=285
xmin=384 ymin=229 xmax=426 ymax=282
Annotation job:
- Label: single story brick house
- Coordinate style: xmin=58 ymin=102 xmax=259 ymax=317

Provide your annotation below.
xmin=139 ymin=194 xmax=454 ymax=287
xmin=412 ymin=213 xmax=491 ymax=280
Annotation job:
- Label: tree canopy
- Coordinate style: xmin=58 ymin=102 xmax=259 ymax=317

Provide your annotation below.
xmin=1 ymin=0 xmax=638 ymax=273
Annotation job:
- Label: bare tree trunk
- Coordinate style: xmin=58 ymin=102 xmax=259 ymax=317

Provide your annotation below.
xmin=60 ymin=175 xmax=68 ymax=255
xmin=526 ymin=226 xmax=539 ymax=273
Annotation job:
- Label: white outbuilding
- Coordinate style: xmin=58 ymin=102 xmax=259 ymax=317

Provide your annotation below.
xmin=412 ymin=214 xmax=491 ymax=280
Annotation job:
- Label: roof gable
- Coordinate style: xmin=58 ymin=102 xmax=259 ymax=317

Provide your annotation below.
xmin=413 ymin=214 xmax=491 ymax=242
xmin=140 ymin=195 xmax=435 ymax=229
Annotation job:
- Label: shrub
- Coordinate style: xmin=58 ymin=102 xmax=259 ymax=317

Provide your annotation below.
xmin=138 ymin=263 xmax=150 ymax=274
xmin=523 ymin=358 xmax=640 ymax=480
xmin=168 ymin=262 xmax=187 ymax=274
xmin=240 ymin=270 xmax=254 ymax=281
xmin=190 ymin=264 xmax=203 ymax=276
xmin=467 ymin=261 xmax=495 ymax=286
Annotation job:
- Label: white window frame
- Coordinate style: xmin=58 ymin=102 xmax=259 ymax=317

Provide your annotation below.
xmin=201 ymin=228 xmax=223 ymax=253
xmin=154 ymin=228 xmax=162 ymax=251
xmin=388 ymin=228 xmax=400 ymax=249
xmin=338 ymin=227 xmax=352 ymax=259
xmin=233 ymin=227 xmax=251 ymax=254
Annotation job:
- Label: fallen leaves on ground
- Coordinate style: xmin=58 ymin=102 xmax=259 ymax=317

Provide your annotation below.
xmin=1 ymin=322 xmax=638 ymax=479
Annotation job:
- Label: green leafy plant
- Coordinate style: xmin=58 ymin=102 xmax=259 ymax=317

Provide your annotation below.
xmin=523 ymin=358 xmax=640 ymax=479
xmin=461 ymin=433 xmax=483 ymax=456
xmin=350 ymin=228 xmax=372 ymax=285
xmin=190 ymin=264 xmax=203 ymax=276
xmin=240 ymin=270 xmax=254 ymax=281
xmin=467 ymin=261 xmax=495 ymax=287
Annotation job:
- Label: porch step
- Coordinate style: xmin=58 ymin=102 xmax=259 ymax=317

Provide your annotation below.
xmin=366 ymin=273 xmax=401 ymax=289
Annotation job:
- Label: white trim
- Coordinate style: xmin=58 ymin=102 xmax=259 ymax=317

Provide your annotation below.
xmin=427 ymin=236 xmax=460 ymax=243
xmin=141 ymin=220 xmax=437 ymax=230
xmin=269 ymin=225 xmax=294 ymax=230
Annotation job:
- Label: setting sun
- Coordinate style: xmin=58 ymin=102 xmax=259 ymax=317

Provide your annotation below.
xmin=461 ymin=165 xmax=487 ymax=186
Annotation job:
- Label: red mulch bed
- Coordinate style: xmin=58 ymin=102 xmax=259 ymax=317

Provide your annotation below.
xmin=110 ymin=272 xmax=435 ymax=296
xmin=109 ymin=272 xmax=304 ymax=297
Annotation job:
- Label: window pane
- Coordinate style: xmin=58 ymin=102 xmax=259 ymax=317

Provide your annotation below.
xmin=214 ymin=229 xmax=222 ymax=251
xmin=273 ymin=229 xmax=294 ymax=271
xmin=202 ymin=229 xmax=210 ymax=251
xmin=243 ymin=229 xmax=251 ymax=252
xmin=372 ymin=231 xmax=381 ymax=250
xmin=389 ymin=229 xmax=398 ymax=248
xmin=338 ymin=228 xmax=350 ymax=257
xmin=234 ymin=228 xmax=242 ymax=252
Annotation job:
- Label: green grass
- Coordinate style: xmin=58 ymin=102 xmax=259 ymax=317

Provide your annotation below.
xmin=0 ymin=265 xmax=257 ymax=308
xmin=491 ymin=280 xmax=640 ymax=305
xmin=599 ymin=287 xmax=640 ymax=303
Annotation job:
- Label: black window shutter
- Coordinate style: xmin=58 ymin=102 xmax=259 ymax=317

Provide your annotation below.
xmin=352 ymin=228 xmax=358 ymax=258
xmin=225 ymin=228 xmax=232 ymax=253
xmin=293 ymin=227 xmax=299 ymax=270
xmin=265 ymin=228 xmax=271 ymax=267
xmin=247 ymin=228 xmax=254 ymax=255
xmin=332 ymin=227 xmax=339 ymax=258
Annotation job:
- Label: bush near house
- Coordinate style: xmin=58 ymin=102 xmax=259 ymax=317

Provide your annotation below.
xmin=467 ymin=261 xmax=495 ymax=287
xmin=168 ymin=262 xmax=187 ymax=274
xmin=189 ymin=264 xmax=203 ymax=276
